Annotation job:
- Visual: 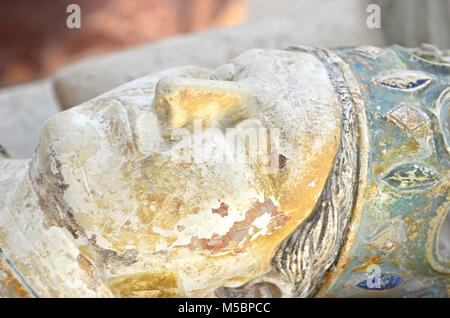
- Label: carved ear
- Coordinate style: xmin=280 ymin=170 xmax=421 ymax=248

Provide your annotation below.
xmin=154 ymin=76 xmax=254 ymax=128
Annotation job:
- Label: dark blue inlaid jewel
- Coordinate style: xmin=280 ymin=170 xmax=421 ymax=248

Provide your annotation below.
xmin=356 ymin=273 xmax=403 ymax=290
xmin=411 ymin=79 xmax=427 ymax=88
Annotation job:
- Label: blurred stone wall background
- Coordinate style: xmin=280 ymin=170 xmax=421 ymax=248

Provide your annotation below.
xmin=375 ymin=0 xmax=449 ymax=49
xmin=0 ymin=0 xmax=448 ymax=158
xmin=0 ymin=0 xmax=244 ymax=88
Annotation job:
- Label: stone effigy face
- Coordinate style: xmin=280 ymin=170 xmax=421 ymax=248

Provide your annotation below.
xmin=0 ymin=44 xmax=448 ymax=298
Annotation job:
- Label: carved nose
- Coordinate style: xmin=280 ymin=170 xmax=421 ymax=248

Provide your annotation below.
xmin=154 ymin=76 xmax=253 ymax=128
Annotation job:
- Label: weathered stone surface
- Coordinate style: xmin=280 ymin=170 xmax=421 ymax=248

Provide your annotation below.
xmin=0 ymin=79 xmax=60 ymax=158
xmin=1 ymin=44 xmax=449 ymax=298
xmin=154 ymin=76 xmax=253 ymax=128
xmin=0 ymin=49 xmax=341 ymax=297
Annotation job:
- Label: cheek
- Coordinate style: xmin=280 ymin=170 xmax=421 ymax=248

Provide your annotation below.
xmin=36 ymin=106 xmax=140 ymax=243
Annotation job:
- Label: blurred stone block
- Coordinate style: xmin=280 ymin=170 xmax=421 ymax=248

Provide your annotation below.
xmin=376 ymin=0 xmax=450 ymax=48
xmin=0 ymin=79 xmax=60 ymax=158
xmin=53 ymin=0 xmax=384 ymax=109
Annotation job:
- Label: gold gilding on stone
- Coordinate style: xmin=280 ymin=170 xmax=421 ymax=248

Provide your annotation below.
xmin=387 ymin=104 xmax=428 ymax=132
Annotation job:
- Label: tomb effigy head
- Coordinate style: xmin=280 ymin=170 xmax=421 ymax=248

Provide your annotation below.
xmin=0 ymin=44 xmax=448 ymax=298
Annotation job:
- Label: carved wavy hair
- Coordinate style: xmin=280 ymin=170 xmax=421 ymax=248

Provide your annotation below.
xmin=217 ymin=47 xmax=362 ymax=298
xmin=271 ymin=47 xmax=361 ymax=297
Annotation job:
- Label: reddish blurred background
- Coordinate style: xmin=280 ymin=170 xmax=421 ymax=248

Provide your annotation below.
xmin=0 ymin=0 xmax=246 ymax=87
